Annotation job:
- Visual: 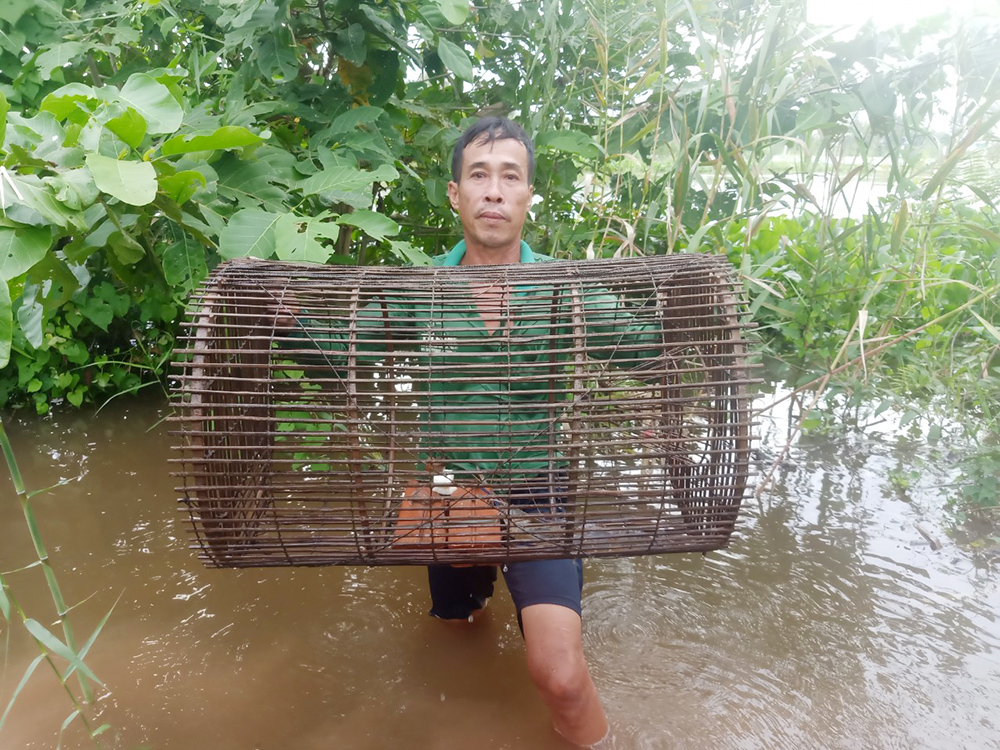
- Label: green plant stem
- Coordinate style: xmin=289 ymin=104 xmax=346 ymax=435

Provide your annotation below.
xmin=0 ymin=419 xmax=94 ymax=703
xmin=0 ymin=579 xmax=105 ymax=747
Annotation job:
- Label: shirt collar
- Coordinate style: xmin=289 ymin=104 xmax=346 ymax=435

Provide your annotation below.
xmin=439 ymin=240 xmax=535 ymax=266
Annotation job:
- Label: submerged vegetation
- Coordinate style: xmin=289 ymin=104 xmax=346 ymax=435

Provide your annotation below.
xmin=0 ymin=2 xmax=997 ymax=495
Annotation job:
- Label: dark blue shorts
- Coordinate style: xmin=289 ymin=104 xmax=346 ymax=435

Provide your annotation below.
xmin=427 ymin=474 xmax=581 ymax=625
xmin=427 ymin=559 xmax=584 ymax=624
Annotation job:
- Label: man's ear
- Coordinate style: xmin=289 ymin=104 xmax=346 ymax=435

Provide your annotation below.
xmin=447 ymin=180 xmax=460 ymax=211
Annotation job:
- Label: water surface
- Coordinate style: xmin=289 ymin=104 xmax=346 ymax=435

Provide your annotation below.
xmin=1 ymin=397 xmax=997 ymax=749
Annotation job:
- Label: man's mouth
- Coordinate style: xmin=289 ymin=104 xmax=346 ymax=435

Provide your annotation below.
xmin=478 ymin=211 xmax=507 ymax=221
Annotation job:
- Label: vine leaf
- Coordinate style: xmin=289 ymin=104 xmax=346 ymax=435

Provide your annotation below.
xmin=160 ymin=235 xmax=208 ymax=292
xmin=15 ymin=283 xmax=43 ymax=349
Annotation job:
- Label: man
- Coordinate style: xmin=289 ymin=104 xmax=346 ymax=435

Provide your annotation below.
xmin=429 ymin=116 xmax=610 ymax=749
xmin=278 ymin=116 xmax=635 ymax=747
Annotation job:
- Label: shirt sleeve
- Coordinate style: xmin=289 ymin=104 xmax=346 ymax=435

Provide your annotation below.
xmin=577 ymin=287 xmax=663 ymax=368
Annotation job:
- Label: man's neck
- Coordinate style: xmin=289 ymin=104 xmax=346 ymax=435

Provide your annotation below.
xmin=460 ymin=240 xmax=522 ymax=266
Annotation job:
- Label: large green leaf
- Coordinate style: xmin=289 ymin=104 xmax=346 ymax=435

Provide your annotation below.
xmin=42 ymin=168 xmax=99 ymax=211
xmin=104 ymin=73 xmax=183 ymax=135
xmin=334 ymin=23 xmax=366 ymax=67
xmin=157 ymin=170 xmax=207 ymax=204
xmin=15 ymin=283 xmax=43 ymax=349
xmin=218 ymin=209 xmax=284 ymax=259
xmin=34 ymin=42 xmax=88 ymax=82
xmin=0 ymin=0 xmax=33 ymax=25
xmin=299 ymin=164 xmax=398 ymax=199
xmin=436 ymin=0 xmax=470 ymax=25
xmin=424 ymin=177 xmax=448 ymax=207
xmin=0 ymin=173 xmax=86 ymax=230
xmin=0 ymin=225 xmax=52 ymax=281
xmin=160 ymin=235 xmax=208 ymax=292
xmin=338 ymin=210 xmax=399 ymax=241
xmin=160 ymin=126 xmax=264 ymax=156
xmin=0 ymin=280 xmax=11 ymax=368
xmin=85 ymin=154 xmax=157 ymax=206
xmin=274 ymin=215 xmax=342 ymax=263
xmin=107 ymin=231 xmax=145 ymax=265
xmin=437 ymin=38 xmax=474 ymax=81
xmin=104 ymin=107 xmax=147 ymax=149
xmin=388 ymin=240 xmax=433 ymax=266
xmin=216 ymin=153 xmax=294 ymax=211
xmin=40 ymin=83 xmax=98 ymax=123
xmin=328 ymin=106 xmax=384 ymax=136
xmin=298 ymin=164 xmax=399 ymax=208
xmin=536 ymin=130 xmax=602 ymax=159
xmin=0 ymin=91 xmax=9 ymax=150
xmin=257 ymin=32 xmax=299 ymax=81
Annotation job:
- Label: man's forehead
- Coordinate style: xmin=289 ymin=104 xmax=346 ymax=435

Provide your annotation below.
xmin=462 ymin=136 xmax=529 ymax=170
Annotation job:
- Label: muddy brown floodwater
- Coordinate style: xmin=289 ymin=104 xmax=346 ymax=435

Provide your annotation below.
xmin=1 ymin=395 xmax=998 ymax=750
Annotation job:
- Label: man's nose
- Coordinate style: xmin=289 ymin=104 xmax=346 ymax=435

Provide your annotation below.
xmin=483 ymin=175 xmax=504 ymax=201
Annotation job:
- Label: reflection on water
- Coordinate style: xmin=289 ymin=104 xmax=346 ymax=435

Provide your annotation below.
xmin=1 ymin=396 xmax=998 ymax=749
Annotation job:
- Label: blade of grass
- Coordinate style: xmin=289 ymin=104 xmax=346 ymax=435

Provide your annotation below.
xmin=0 ymin=575 xmax=10 ymax=619
xmin=23 ymin=619 xmax=102 ymax=686
xmin=0 ymin=653 xmax=45 ymax=732
xmin=57 ymin=709 xmax=81 ymax=750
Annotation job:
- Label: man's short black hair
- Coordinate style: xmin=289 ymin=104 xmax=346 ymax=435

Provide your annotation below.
xmin=451 ymin=116 xmax=535 ymax=183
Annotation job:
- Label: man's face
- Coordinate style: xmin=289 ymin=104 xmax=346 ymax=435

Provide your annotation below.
xmin=447 ymin=136 xmax=533 ymax=254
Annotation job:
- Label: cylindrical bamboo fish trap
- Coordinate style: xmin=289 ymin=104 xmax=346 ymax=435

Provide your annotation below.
xmin=170 ymin=254 xmax=756 ymax=568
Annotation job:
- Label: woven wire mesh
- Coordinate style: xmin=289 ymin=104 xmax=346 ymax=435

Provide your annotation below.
xmin=170 ymin=254 xmax=756 ymax=568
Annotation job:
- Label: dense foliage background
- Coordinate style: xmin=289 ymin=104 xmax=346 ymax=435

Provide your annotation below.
xmin=0 ymin=0 xmax=997 ymax=514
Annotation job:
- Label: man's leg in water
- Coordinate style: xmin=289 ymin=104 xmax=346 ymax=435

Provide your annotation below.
xmin=521 ymin=603 xmax=608 ymax=747
xmin=504 ymin=559 xmax=608 ymax=747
